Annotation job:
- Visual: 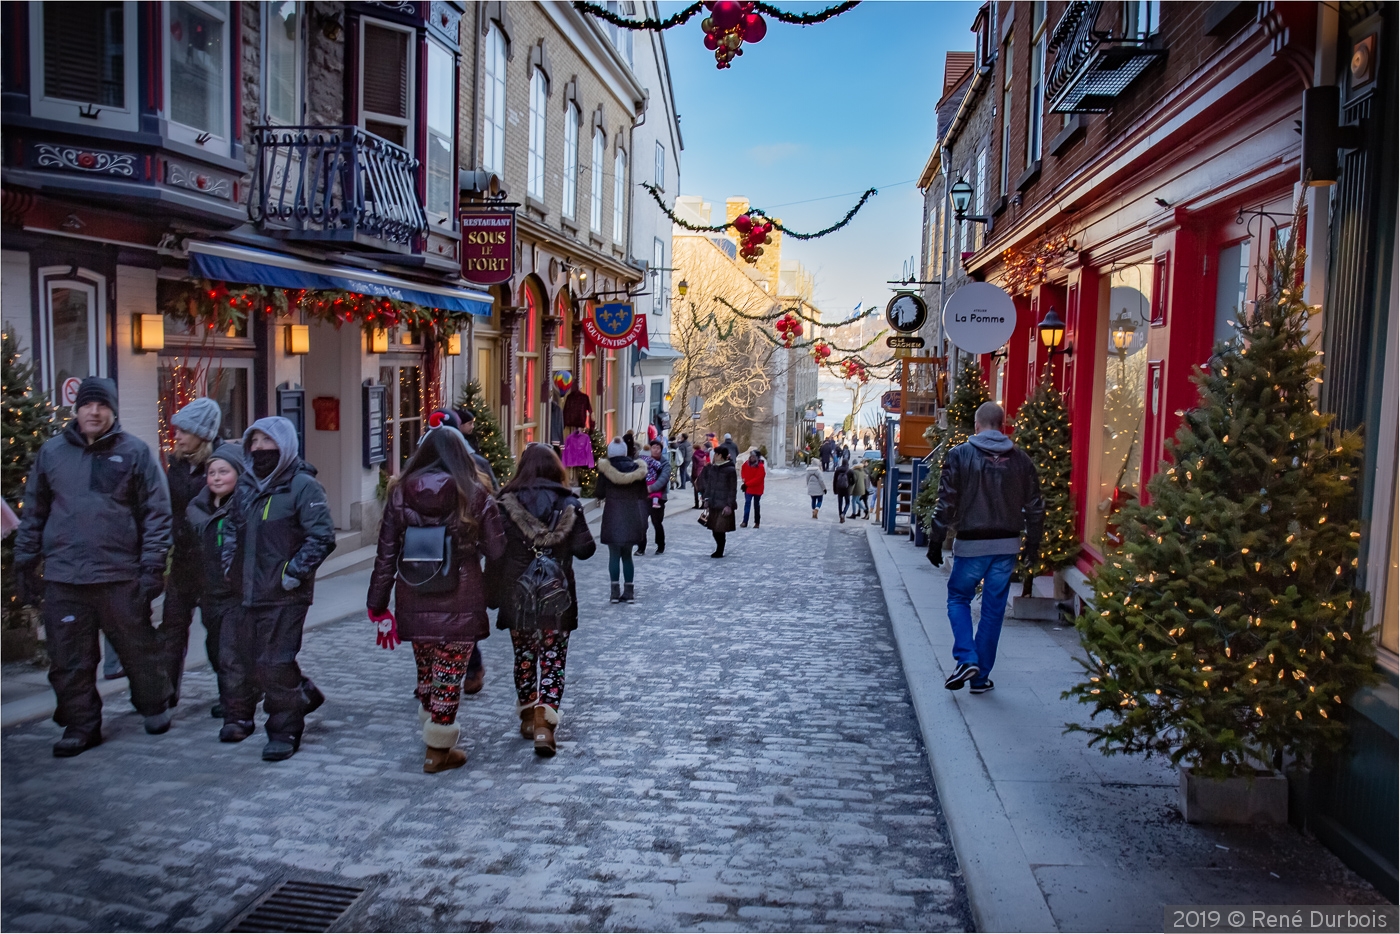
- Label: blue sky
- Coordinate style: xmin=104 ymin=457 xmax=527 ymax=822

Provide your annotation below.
xmin=664 ymin=0 xmax=982 ymax=319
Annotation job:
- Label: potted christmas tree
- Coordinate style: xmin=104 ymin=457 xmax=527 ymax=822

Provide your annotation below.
xmin=1065 ymin=223 xmax=1377 ymax=823
xmin=1009 ymin=374 xmax=1077 ymax=619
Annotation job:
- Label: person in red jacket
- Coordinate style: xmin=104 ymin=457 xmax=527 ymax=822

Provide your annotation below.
xmin=740 ymin=448 xmax=766 ymax=529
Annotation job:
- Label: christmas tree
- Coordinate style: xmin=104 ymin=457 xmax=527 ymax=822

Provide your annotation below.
xmin=1013 ymin=374 xmax=1077 ymax=580
xmin=2 ymin=328 xmax=59 ymax=631
xmin=1066 ymin=222 xmax=1376 ymax=779
xmin=456 ymin=380 xmax=514 ymax=481
xmin=914 ymin=357 xmax=989 ymax=530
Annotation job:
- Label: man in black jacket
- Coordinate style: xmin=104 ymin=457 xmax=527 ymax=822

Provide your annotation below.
xmin=927 ymin=402 xmax=1044 ymax=695
xmin=13 ymin=377 xmax=175 ymax=756
xmin=819 ymin=437 xmax=836 ymax=472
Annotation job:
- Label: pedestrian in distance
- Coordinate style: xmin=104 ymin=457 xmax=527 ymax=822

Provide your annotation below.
xmin=186 ymin=444 xmax=248 ymax=732
xmin=622 ymin=430 xmax=638 ymax=458
xmin=366 ymin=427 xmax=506 ymax=773
xmin=595 ymin=437 xmax=649 ymax=603
xmin=740 ymin=447 xmax=765 ymax=529
xmin=691 ymin=441 xmax=712 ymax=510
xmin=486 ymin=444 xmax=596 ymax=755
xmin=850 ymin=460 xmax=870 ymax=519
xmin=928 ymin=402 xmax=1045 ymax=695
xmin=13 ymin=377 xmax=176 ymax=756
xmin=699 ymin=445 xmax=737 ymax=557
xmin=832 ymin=459 xmax=853 ymax=523
xmin=819 ymin=436 xmax=836 ymax=472
xmin=806 ymin=464 xmax=828 ymax=519
xmin=638 ymin=437 xmax=671 ymax=555
xmin=220 ymin=417 xmax=336 ymax=761
xmin=719 ymin=432 xmax=740 ymax=464
xmin=677 ymin=433 xmax=692 ymax=489
xmin=161 ymin=396 xmax=223 ymax=714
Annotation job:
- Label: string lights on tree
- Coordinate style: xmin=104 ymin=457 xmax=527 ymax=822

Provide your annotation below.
xmin=1002 ymin=232 xmax=1075 ymax=296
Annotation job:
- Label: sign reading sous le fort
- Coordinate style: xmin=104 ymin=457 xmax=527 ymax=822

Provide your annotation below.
xmin=460 ymin=209 xmax=515 ymax=285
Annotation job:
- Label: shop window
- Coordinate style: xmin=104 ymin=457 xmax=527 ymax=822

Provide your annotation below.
xmin=38 ymin=269 xmax=107 ymax=399
xmin=1091 ymin=263 xmax=1151 ymax=550
xmin=649 ymin=379 xmax=663 ymax=428
xmin=360 ymin=20 xmax=414 ymax=148
xmin=1214 ymin=241 xmax=1249 ymax=348
xmin=562 ymin=103 xmax=580 ymax=220
xmin=482 ymin=22 xmax=506 ymax=175
xmin=30 ymin=1 xmax=138 ymax=131
xmin=264 ymin=1 xmax=302 ymax=124
xmin=167 ymin=1 xmax=230 ymax=154
xmin=517 ymin=287 xmax=540 ymax=445
xmin=158 ymin=362 xmax=250 ymax=450
xmin=1382 ymin=491 xmax=1398 ymax=655
xmin=379 ymin=363 xmax=423 ymax=470
xmin=426 ymin=40 xmax=455 ymax=221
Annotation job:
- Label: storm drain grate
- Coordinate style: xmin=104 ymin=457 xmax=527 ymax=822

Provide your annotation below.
xmin=229 ymin=880 xmax=365 ymax=933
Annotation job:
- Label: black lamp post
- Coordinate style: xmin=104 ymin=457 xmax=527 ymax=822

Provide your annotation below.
xmin=949 ymin=177 xmax=991 ymax=226
xmin=1037 ymin=306 xmax=1072 ymax=356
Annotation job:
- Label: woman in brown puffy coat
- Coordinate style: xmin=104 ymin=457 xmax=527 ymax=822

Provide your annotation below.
xmin=367 ymin=427 xmax=506 ymax=773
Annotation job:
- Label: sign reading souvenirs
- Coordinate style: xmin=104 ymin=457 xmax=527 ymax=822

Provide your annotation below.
xmin=886 ymin=335 xmax=926 ymax=349
xmin=942 ymin=282 xmax=1016 ymax=354
xmin=582 ymin=302 xmax=650 ymax=351
xmin=460 ymin=209 xmax=515 ymax=285
xmin=885 ymin=293 xmax=928 ymax=333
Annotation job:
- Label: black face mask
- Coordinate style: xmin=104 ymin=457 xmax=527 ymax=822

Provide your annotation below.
xmin=251 ymin=449 xmax=280 ymax=479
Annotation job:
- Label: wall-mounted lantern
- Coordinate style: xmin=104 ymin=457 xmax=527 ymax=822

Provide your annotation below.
xmin=284 ymin=324 xmax=310 ymax=355
xmin=370 ymin=328 xmax=389 ymax=354
xmin=446 ymin=333 xmax=462 ymax=356
xmin=133 ymin=314 xmax=165 ymax=353
xmin=1037 ymin=306 xmax=1072 ymax=356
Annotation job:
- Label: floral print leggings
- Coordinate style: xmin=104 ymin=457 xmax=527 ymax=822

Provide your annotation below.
xmin=511 ymin=629 xmax=571 ymax=710
xmin=412 ymin=641 xmax=475 ymax=725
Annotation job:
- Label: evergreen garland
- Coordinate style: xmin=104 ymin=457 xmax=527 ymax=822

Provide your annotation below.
xmin=1065 ymin=224 xmax=1376 ymax=779
xmin=1 ymin=328 xmax=59 ymax=632
xmin=574 ymin=0 xmax=860 ymax=30
xmin=1014 ymin=375 xmax=1078 ymax=580
xmin=641 ymin=182 xmax=876 ymax=240
xmin=457 ymin=380 xmax=514 ymax=481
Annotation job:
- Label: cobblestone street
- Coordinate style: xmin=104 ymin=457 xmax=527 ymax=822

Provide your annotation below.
xmin=1 ymin=474 xmax=970 ymax=932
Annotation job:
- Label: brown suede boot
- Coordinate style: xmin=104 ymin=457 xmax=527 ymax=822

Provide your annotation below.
xmin=518 ymin=703 xmax=535 ymax=739
xmin=533 ymin=705 xmax=559 ymax=756
xmin=423 ymin=722 xmax=466 ymax=773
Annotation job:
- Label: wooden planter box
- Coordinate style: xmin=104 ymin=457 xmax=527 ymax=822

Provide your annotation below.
xmin=1179 ymin=766 xmax=1289 ymax=824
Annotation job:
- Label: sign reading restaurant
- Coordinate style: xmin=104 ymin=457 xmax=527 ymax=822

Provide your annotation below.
xmin=460 ymin=209 xmax=515 ymax=285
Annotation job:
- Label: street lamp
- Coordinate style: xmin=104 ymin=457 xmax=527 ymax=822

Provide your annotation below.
xmin=677 ymin=279 xmax=688 ymax=297
xmin=1037 ymin=306 xmax=1072 ymax=356
xmin=1110 ymin=312 xmax=1138 ymax=356
xmin=948 ymin=177 xmax=990 ymax=226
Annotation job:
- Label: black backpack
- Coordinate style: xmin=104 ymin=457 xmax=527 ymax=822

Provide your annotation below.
xmin=500 ymin=494 xmax=578 ymax=629
xmin=397 ymin=524 xmax=457 ymax=594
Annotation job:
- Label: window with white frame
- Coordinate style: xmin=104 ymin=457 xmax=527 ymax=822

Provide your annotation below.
xmin=590 ymin=128 xmax=605 ymax=232
xmin=1027 ymin=1 xmax=1046 ymax=167
xmin=482 ymin=21 xmax=507 ymax=175
xmin=606 ymin=1 xmax=635 ymax=68
xmin=37 ymin=267 xmax=108 ymax=398
xmin=527 ymin=67 xmax=547 ymax=201
xmin=30 ymin=1 xmax=139 ymax=131
xmin=654 ymin=141 xmax=665 ymax=190
xmin=166 ymin=0 xmax=231 ymax=154
xmin=562 ymin=103 xmax=580 ymax=220
xmin=1124 ymin=0 xmax=1160 ymax=38
xmin=999 ymin=33 xmax=1013 ymax=196
xmin=426 ymin=40 xmax=455 ymax=221
xmin=974 ymin=148 xmax=987 ymax=251
xmin=613 ymin=148 xmax=627 ymax=242
xmin=264 ymin=1 xmax=302 ymax=124
xmin=360 ymin=20 xmax=414 ymax=149
xmin=652 ymin=237 xmax=666 ymax=315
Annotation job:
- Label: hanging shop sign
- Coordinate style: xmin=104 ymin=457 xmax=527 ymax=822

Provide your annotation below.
xmin=942 ymin=282 xmax=1016 ymax=354
xmin=460 ymin=209 xmax=515 ymax=285
xmin=880 ymin=390 xmax=902 ymax=412
xmin=582 ymin=302 xmax=650 ymax=351
xmin=886 ymin=293 xmax=928 ymax=333
xmin=886 ymin=335 xmax=926 ymax=349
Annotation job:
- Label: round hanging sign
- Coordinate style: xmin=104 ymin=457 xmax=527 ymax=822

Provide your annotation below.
xmin=885 ymin=293 xmax=928 ymax=333
xmin=942 ymin=282 xmax=1016 ymax=354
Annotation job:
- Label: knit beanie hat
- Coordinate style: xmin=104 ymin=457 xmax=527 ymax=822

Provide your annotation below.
xmin=606 ymin=438 xmax=627 ymax=458
xmin=208 ymin=442 xmax=246 ymax=476
xmin=171 ymin=397 xmax=223 ymax=441
xmin=73 ymin=376 xmax=118 ymax=416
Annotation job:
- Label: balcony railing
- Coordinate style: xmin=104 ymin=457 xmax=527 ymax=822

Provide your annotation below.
xmin=1046 ymin=1 xmax=1166 ymax=114
xmin=250 ymin=125 xmax=429 ymax=250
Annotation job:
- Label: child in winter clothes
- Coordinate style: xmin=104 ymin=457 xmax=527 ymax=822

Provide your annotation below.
xmin=186 ymin=444 xmax=245 ymax=731
xmin=638 ymin=438 xmax=671 ymax=554
xmin=806 ymin=466 xmax=827 ymax=519
xmin=220 ymin=417 xmax=336 ymax=761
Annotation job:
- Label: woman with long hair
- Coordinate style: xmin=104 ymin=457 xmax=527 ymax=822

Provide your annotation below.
xmin=486 ymin=444 xmax=596 ymax=754
xmin=367 ymin=428 xmax=506 ymax=773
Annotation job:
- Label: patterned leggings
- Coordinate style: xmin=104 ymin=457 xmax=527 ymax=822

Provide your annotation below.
xmin=511 ymin=629 xmax=571 ymax=710
xmin=412 ymin=641 xmax=475 ymax=725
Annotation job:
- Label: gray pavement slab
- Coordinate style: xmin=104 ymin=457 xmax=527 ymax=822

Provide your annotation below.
xmin=2 ymin=476 xmax=969 ymax=932
xmin=867 ymin=526 xmax=1387 ymax=933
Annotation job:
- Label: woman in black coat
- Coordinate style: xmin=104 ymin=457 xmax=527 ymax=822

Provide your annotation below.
xmin=594 ymin=437 xmax=649 ymax=604
xmin=486 ymin=444 xmax=596 ymax=755
xmin=701 ymin=446 xmax=739 ymax=558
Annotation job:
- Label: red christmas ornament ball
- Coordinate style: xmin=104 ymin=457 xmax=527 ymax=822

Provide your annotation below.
xmin=734 ymin=213 xmax=753 ymax=233
xmin=703 ymin=31 xmax=719 ymax=49
xmin=711 ymin=0 xmax=742 ymax=30
xmin=741 ymin=13 xmax=766 ymax=42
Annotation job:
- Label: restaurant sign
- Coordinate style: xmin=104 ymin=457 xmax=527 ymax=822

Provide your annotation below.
xmin=460 ymin=209 xmax=515 ymax=285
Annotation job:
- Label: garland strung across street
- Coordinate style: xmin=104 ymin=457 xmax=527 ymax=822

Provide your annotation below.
xmin=574 ymin=0 xmax=859 ymax=69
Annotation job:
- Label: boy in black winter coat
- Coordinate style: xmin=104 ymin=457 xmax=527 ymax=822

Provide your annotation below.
xmin=220 ymin=417 xmax=336 ymax=761
xmin=185 ymin=444 xmax=245 ymax=728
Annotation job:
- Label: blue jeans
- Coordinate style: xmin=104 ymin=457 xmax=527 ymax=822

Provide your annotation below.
xmin=946 ymin=553 xmax=1017 ymax=680
xmin=810 ymin=495 xmax=824 ymax=509
xmin=742 ymin=492 xmax=761 ymax=525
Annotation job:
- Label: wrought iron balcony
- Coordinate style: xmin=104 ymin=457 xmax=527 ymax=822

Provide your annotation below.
xmin=250 ymin=125 xmax=429 ymax=251
xmin=1046 ymin=1 xmax=1166 ymax=114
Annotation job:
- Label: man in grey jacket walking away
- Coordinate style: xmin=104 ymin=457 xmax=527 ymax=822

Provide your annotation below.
xmin=13 ymin=377 xmax=176 ymax=756
xmin=927 ymin=402 xmax=1044 ymax=695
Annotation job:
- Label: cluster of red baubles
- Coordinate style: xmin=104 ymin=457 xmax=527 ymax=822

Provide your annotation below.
xmin=774 ymin=312 xmax=803 ymax=346
xmin=701 ymin=0 xmax=766 ymax=69
xmin=839 ymin=358 xmax=870 ymax=383
xmin=733 ymin=212 xmax=774 ymax=264
xmin=811 ymin=340 xmax=833 ymax=364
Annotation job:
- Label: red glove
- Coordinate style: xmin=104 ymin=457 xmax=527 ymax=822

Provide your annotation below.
xmin=369 ymin=608 xmax=400 ymax=650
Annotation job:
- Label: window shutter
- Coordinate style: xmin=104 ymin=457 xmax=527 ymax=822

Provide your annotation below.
xmin=362 ymin=24 xmax=408 ymax=119
xmin=44 ymin=1 xmax=125 ymax=107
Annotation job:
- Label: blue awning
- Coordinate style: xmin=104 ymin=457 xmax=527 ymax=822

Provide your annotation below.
xmin=187 ymin=242 xmax=494 ymax=316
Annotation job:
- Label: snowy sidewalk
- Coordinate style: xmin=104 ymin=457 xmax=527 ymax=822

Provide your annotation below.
xmin=867 ymin=526 xmax=1386 ymax=932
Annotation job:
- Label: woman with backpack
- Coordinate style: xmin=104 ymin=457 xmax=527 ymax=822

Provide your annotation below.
xmin=595 ymin=437 xmax=649 ymax=603
xmin=832 ymin=460 xmax=853 ymax=523
xmin=487 ymin=444 xmax=596 ymax=755
xmin=366 ymin=428 xmax=506 ymax=774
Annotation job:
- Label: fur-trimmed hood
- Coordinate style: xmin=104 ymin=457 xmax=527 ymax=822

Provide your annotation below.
xmin=596 ymin=456 xmax=647 ymax=484
xmin=498 ymin=492 xmax=578 ymax=548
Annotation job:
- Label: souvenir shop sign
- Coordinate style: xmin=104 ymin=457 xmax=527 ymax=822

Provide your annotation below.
xmin=460 ymin=209 xmax=515 ymax=285
xmin=942 ymin=282 xmax=1016 ymax=355
xmin=582 ymin=302 xmax=650 ymax=351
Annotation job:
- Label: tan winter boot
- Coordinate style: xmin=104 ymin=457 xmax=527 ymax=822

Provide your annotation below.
xmin=423 ymin=721 xmax=466 ymax=773
xmin=533 ymin=705 xmax=559 ymax=756
xmin=518 ymin=702 xmax=536 ymax=739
